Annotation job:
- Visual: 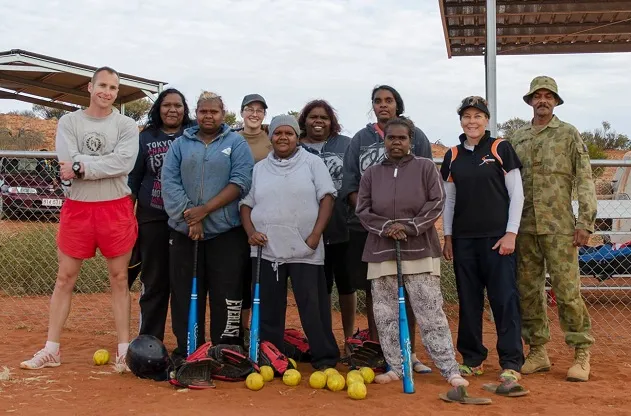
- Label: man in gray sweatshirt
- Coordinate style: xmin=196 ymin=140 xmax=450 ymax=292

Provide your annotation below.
xmin=21 ymin=66 xmax=139 ymax=373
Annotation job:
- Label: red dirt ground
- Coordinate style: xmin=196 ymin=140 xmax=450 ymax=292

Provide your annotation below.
xmin=1 ymin=294 xmax=631 ymax=416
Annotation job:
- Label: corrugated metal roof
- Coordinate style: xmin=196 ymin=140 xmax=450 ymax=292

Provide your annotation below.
xmin=0 ymin=49 xmax=166 ymax=110
xmin=439 ymin=0 xmax=631 ymax=57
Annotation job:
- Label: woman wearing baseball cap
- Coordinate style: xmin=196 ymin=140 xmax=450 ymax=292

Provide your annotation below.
xmin=238 ymin=94 xmax=272 ymax=163
xmin=237 ymin=93 xmax=273 ymax=334
xmin=440 ymin=96 xmax=528 ymax=397
xmin=240 ymin=114 xmax=340 ymax=370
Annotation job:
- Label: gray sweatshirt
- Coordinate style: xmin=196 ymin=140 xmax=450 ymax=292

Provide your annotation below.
xmin=239 ymin=147 xmax=337 ymax=265
xmin=55 ymin=109 xmax=139 ymax=202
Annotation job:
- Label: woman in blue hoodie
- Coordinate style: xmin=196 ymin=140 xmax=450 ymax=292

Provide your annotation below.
xmin=341 ymin=85 xmax=433 ymax=373
xmin=162 ymin=91 xmax=254 ymax=360
xmin=240 ymin=115 xmax=340 ymax=370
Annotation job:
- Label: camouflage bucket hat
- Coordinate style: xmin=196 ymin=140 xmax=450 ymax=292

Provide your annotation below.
xmin=523 ymin=76 xmax=564 ymax=106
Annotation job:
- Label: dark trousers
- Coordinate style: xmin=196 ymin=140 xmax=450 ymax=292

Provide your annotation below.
xmin=324 ymin=242 xmax=356 ymax=295
xmin=259 ymin=260 xmax=340 ymax=369
xmin=453 ymin=236 xmax=524 ymax=372
xmin=137 ymin=220 xmax=171 ymax=341
xmin=169 ymin=226 xmax=249 ymax=355
xmin=241 ymin=252 xmax=253 ymax=311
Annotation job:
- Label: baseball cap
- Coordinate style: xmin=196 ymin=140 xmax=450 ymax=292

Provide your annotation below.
xmin=241 ymin=94 xmax=268 ymax=111
xmin=457 ymin=96 xmax=491 ymax=118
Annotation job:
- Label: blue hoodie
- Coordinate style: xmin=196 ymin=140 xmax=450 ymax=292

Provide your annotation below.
xmin=162 ymin=123 xmax=254 ymax=240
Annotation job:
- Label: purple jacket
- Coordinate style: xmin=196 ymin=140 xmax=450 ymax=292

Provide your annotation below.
xmin=356 ymin=154 xmax=444 ymax=263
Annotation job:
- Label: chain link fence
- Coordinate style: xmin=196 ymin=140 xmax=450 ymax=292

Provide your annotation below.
xmin=2 ymin=151 xmax=631 ymax=356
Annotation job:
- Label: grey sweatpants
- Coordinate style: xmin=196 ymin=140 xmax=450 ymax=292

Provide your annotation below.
xmin=371 ymin=273 xmax=460 ymax=380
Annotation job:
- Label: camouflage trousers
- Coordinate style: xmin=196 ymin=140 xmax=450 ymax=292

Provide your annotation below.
xmin=516 ymin=234 xmax=594 ymax=348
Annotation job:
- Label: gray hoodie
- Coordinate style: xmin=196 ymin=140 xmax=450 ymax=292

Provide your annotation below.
xmin=341 ymin=123 xmax=433 ymax=231
xmin=239 ymin=147 xmax=337 ymax=265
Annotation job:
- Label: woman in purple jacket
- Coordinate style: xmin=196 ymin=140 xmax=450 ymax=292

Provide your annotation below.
xmin=356 ymin=117 xmax=466 ymax=388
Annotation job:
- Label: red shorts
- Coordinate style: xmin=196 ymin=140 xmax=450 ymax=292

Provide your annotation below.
xmin=57 ymin=197 xmax=138 ymax=259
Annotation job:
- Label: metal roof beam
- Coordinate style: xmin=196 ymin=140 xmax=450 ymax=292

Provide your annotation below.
xmin=0 ymin=54 xmax=161 ymax=93
xmin=450 ymin=23 xmax=631 ymax=37
xmin=117 ymin=91 xmax=150 ymax=103
xmin=36 ymin=73 xmax=57 ymax=82
xmin=451 ymin=41 xmax=631 ymax=55
xmin=142 ymin=90 xmax=157 ymax=101
xmin=453 ymin=22 xmax=631 ymax=31
xmin=50 ymin=93 xmax=67 ymax=101
xmin=445 ymin=2 xmax=631 ymax=17
xmin=0 ymin=65 xmax=59 ymax=73
xmin=0 ymin=91 xmax=80 ymax=112
xmin=445 ymin=0 xmax=629 ymax=4
xmin=0 ymin=73 xmax=90 ymax=99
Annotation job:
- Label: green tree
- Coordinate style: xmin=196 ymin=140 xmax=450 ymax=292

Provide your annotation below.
xmin=224 ymin=111 xmax=239 ymax=128
xmin=32 ymin=104 xmax=68 ymax=120
xmin=287 ymin=110 xmax=300 ymax=120
xmin=586 ymin=142 xmax=607 ymax=178
xmin=123 ymin=99 xmax=152 ymax=123
xmin=581 ymin=121 xmax=630 ymax=150
xmin=497 ymin=117 xmax=528 ymax=141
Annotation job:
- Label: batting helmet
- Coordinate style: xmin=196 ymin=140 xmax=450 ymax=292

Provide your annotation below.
xmin=126 ymin=335 xmax=171 ymax=381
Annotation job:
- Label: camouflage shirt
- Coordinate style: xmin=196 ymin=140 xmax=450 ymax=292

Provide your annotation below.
xmin=509 ymin=115 xmax=596 ymax=235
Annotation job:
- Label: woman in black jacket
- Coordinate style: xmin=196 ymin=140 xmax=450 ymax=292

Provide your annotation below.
xmin=128 ymin=88 xmax=192 ymax=343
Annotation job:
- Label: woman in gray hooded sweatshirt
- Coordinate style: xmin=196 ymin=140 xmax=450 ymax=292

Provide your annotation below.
xmin=240 ymin=115 xmax=340 ymax=370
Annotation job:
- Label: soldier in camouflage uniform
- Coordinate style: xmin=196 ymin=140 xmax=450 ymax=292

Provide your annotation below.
xmin=509 ymin=76 xmax=596 ymax=382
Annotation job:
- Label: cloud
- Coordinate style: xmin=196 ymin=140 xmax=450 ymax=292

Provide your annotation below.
xmin=1 ymin=0 xmax=630 ymax=145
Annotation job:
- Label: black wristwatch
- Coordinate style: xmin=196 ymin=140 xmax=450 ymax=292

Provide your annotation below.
xmin=72 ymin=162 xmax=83 ymax=179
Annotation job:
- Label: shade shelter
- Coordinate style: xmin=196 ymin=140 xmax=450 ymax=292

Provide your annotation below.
xmin=0 ymin=49 xmax=166 ymax=114
xmin=438 ymin=0 xmax=631 ymax=135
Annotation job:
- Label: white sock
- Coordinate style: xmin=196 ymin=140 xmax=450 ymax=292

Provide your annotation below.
xmin=411 ymin=353 xmax=419 ymax=362
xmin=44 ymin=341 xmax=60 ymax=355
xmin=118 ymin=343 xmax=129 ymax=357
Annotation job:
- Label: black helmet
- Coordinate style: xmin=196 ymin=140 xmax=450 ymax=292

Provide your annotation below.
xmin=126 ymin=335 xmax=171 ymax=381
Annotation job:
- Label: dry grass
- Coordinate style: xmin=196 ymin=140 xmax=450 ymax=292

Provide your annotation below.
xmin=0 ymin=366 xmax=11 ymax=381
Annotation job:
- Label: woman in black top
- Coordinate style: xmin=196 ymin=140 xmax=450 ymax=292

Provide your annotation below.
xmin=441 ymin=96 xmax=527 ymax=396
xmin=128 ymin=88 xmax=192 ymax=344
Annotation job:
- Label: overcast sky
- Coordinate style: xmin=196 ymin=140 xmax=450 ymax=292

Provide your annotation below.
xmin=1 ymin=0 xmax=630 ymax=146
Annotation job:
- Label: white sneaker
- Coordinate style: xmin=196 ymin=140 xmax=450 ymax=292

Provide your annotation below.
xmin=20 ymin=349 xmax=61 ymax=370
xmin=114 ymin=353 xmax=130 ymax=373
